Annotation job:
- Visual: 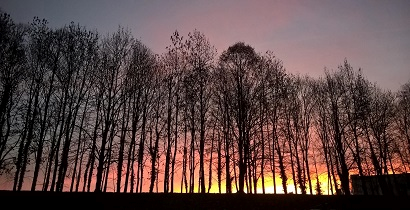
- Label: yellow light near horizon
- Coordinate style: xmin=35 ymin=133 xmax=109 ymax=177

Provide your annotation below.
xmin=253 ymin=175 xmax=332 ymax=195
xmin=49 ymin=162 xmax=336 ymax=194
xmin=194 ymin=175 xmax=333 ymax=195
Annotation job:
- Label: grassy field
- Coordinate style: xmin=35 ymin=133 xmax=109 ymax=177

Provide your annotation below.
xmin=1 ymin=190 xmax=409 ymax=210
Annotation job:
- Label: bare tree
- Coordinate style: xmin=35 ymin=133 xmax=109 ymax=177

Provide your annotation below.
xmin=0 ymin=12 xmax=27 ymax=188
xmin=94 ymin=27 xmax=132 ymax=192
xmin=55 ymin=22 xmax=99 ymax=192
xmin=395 ymin=81 xmax=410 ymax=171
xmin=148 ymin=59 xmax=165 ymax=193
xmin=218 ymin=42 xmax=259 ymax=193
xmin=184 ymin=29 xmax=216 ymax=193
xmin=28 ymin=17 xmax=55 ymax=191
xmin=161 ymin=30 xmax=186 ymax=193
xmin=323 ymin=61 xmax=352 ymax=195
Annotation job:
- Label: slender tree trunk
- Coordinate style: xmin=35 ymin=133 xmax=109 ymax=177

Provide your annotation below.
xmin=217 ymin=131 xmax=222 ymax=194
xmin=276 ymin=136 xmax=287 ymax=194
xmin=56 ymin=96 xmax=75 ymax=192
xmin=181 ymin=119 xmax=188 ymax=193
xmin=199 ymin=93 xmax=206 ymax=193
xmin=312 ymin=149 xmax=321 ymax=195
xmin=13 ymin=86 xmax=35 ymax=191
xmin=117 ymin=95 xmax=130 ymax=192
xmin=70 ymin=97 xmax=89 ymax=192
xmin=86 ymin=95 xmax=101 ymax=192
xmin=207 ymin=127 xmax=215 ymax=193
xmin=17 ymin=88 xmax=39 ymax=191
xmin=331 ymin=102 xmax=350 ymax=195
xmin=189 ymin=104 xmax=195 ymax=193
xmin=288 ymin=133 xmax=297 ymax=194
xmin=353 ymin=126 xmax=368 ymax=195
xmin=42 ymin=100 xmax=63 ymax=191
xmin=82 ymin=147 xmax=91 ymax=192
xmin=224 ymin=119 xmax=231 ymax=193
xmin=95 ymin=106 xmax=111 ymax=192
xmin=137 ymin=104 xmax=147 ymax=193
xmin=329 ymin=149 xmax=338 ymax=195
xmin=31 ymin=69 xmax=56 ymax=191
xmin=260 ymin=114 xmax=265 ymax=194
xmin=103 ymin=123 xmax=115 ymax=192
xmin=304 ymin=136 xmax=313 ymax=194
xmin=124 ymin=116 xmax=137 ymax=192
xmin=149 ymin=112 xmax=160 ymax=193
xmin=164 ymin=87 xmax=172 ymax=193
xmin=268 ymin=124 xmax=277 ymax=194
xmin=76 ymin=137 xmax=87 ymax=192
xmin=171 ymin=95 xmax=179 ymax=193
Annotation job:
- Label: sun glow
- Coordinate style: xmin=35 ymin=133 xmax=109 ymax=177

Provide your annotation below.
xmin=172 ymin=174 xmax=334 ymax=195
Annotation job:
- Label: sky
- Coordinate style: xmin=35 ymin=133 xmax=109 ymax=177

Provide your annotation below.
xmin=1 ymin=0 xmax=409 ymax=92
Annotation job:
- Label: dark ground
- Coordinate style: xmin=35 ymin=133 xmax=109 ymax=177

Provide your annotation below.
xmin=1 ymin=190 xmax=409 ymax=210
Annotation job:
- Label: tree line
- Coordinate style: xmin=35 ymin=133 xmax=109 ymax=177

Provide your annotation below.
xmin=1 ymin=12 xmax=409 ymax=195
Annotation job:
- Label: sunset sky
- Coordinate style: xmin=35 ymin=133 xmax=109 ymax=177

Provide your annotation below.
xmin=2 ymin=0 xmax=409 ymax=92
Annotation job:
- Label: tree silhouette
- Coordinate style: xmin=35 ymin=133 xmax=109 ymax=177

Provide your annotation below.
xmin=218 ymin=42 xmax=260 ymax=194
xmin=0 ymin=11 xmax=409 ymax=197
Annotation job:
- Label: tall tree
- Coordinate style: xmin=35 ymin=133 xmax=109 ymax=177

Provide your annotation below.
xmin=0 ymin=13 xmax=26 ymax=171
xmin=322 ymin=60 xmax=357 ymax=195
xmin=94 ymin=27 xmax=132 ymax=192
xmin=395 ymin=81 xmax=410 ymax=168
xmin=185 ymin=29 xmax=216 ymax=193
xmin=161 ymin=30 xmax=185 ymax=193
xmin=218 ymin=42 xmax=259 ymax=193
xmin=27 ymin=17 xmax=55 ymax=191
xmin=55 ymin=22 xmax=99 ymax=192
